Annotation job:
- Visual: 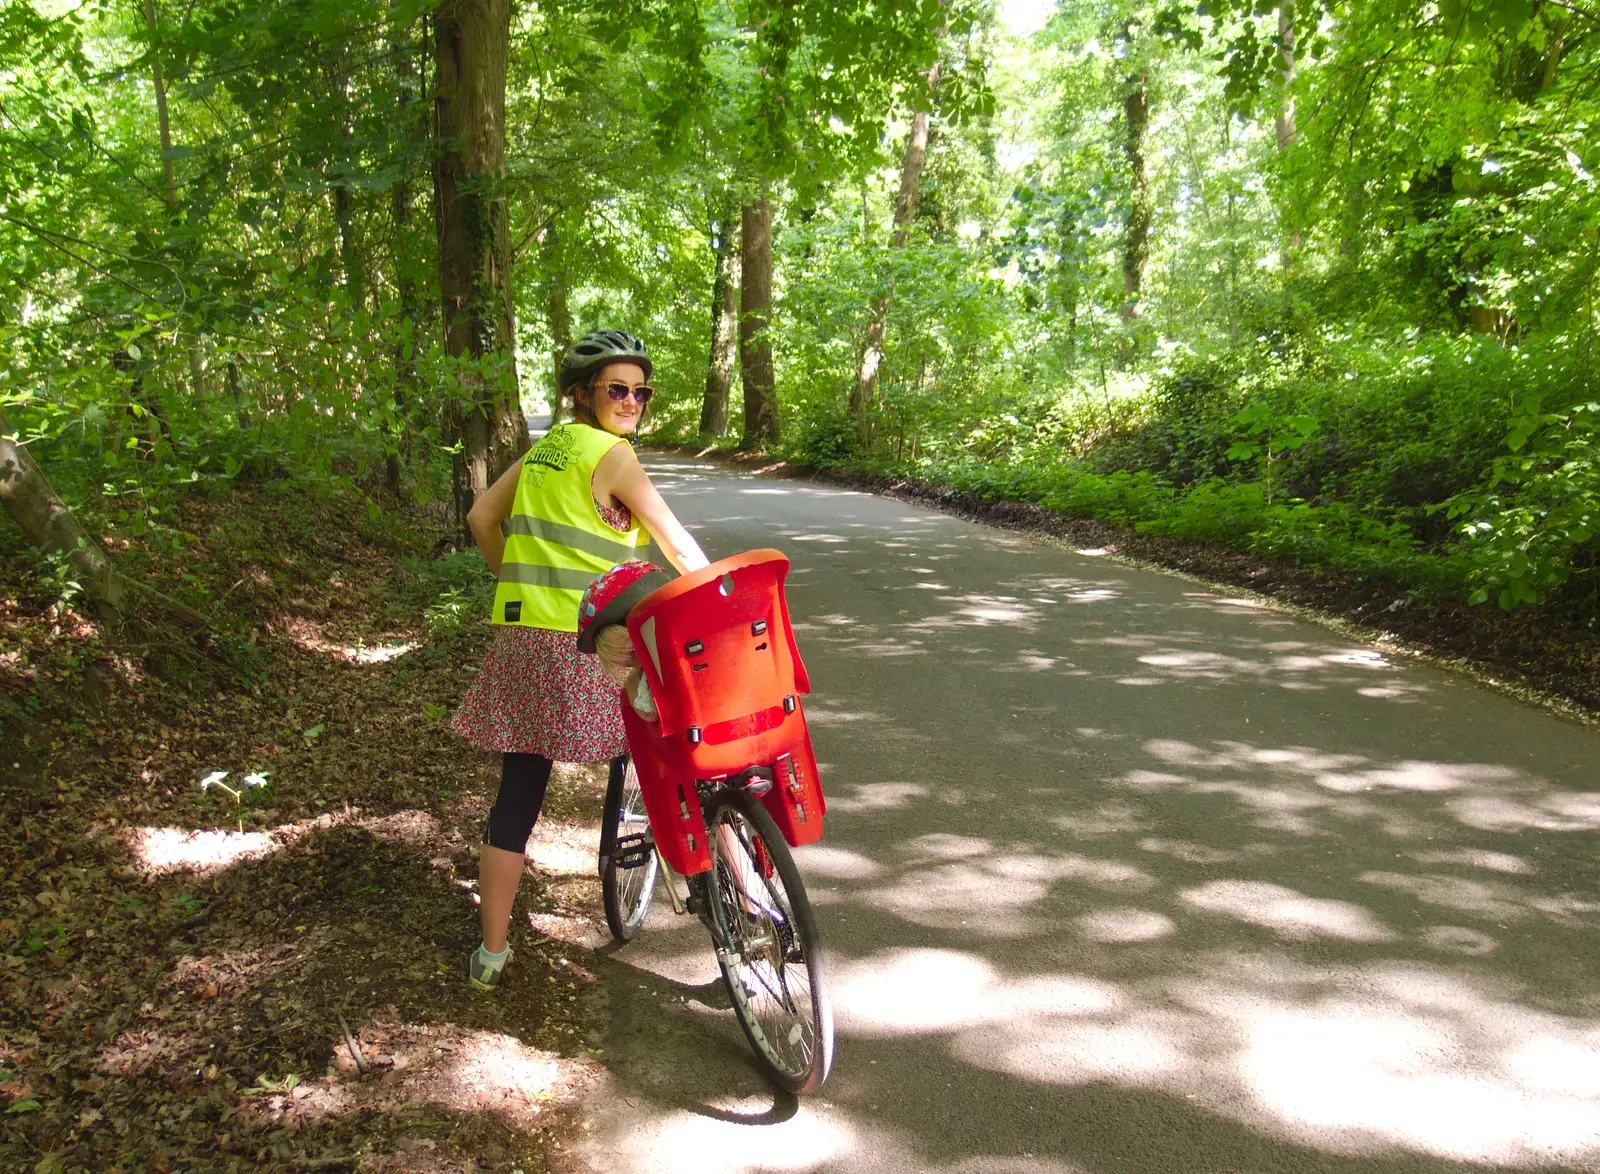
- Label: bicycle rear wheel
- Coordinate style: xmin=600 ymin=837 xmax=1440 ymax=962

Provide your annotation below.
xmin=703 ymin=788 xmax=833 ymax=1095
xmin=600 ymin=756 xmax=659 ymax=942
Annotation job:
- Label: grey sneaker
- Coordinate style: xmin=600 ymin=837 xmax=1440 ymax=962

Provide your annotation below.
xmin=468 ymin=945 xmax=512 ymax=991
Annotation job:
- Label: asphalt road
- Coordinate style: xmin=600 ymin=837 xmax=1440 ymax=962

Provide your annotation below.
xmin=567 ymin=456 xmax=1600 ymax=1174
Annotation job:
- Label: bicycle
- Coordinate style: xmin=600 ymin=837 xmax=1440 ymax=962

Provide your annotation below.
xmin=595 ymin=550 xmax=834 ymax=1095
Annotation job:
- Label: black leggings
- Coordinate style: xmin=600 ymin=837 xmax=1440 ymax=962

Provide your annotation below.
xmin=483 ymin=753 xmax=554 ymax=853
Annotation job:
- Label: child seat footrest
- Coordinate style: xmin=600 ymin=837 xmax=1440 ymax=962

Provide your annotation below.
xmin=613 ymin=832 xmax=656 ymax=869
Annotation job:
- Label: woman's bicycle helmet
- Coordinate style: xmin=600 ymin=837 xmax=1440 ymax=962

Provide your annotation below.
xmin=560 ymin=330 xmax=652 ymax=394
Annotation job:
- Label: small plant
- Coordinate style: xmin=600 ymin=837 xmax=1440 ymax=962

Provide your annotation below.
xmin=1226 ymin=403 xmax=1321 ymax=504
xmin=423 ymin=585 xmax=477 ymax=643
xmin=21 ymin=542 xmax=87 ymax=616
xmin=199 ymin=770 xmax=271 ymax=832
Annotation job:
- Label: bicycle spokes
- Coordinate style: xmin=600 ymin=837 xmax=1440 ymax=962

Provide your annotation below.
xmin=708 ymin=804 xmax=819 ymax=1080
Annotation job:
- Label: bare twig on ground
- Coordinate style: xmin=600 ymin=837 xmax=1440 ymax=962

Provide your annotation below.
xmin=335 ymin=1009 xmax=366 ymax=1075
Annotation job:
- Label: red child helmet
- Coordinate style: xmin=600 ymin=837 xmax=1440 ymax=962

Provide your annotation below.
xmin=576 ymin=560 xmax=673 ymax=653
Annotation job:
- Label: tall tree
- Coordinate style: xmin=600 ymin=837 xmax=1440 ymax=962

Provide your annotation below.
xmin=850 ymin=53 xmax=941 ymax=434
xmin=434 ymin=0 xmax=527 ymax=522
xmin=1120 ymin=24 xmax=1150 ymax=322
xmin=1274 ymin=2 xmax=1298 ymax=269
xmin=141 ymin=0 xmax=178 ymax=213
xmin=386 ymin=5 xmax=427 ymax=497
xmin=332 ymin=49 xmax=365 ymax=312
xmin=699 ymin=192 xmax=739 ymax=437
xmin=739 ymin=193 xmax=778 ymax=444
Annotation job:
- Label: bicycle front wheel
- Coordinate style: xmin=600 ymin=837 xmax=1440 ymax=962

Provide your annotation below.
xmin=703 ymin=788 xmax=834 ymax=1095
xmin=600 ymin=756 xmax=659 ymax=942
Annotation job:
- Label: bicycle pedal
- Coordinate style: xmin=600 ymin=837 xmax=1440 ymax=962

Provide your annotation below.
xmin=613 ymin=832 xmax=655 ymax=869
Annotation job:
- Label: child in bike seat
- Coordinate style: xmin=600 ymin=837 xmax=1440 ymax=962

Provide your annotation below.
xmin=576 ymin=560 xmax=673 ymax=722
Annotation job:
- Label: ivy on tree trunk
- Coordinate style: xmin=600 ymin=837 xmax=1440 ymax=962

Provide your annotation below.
xmin=433 ymin=0 xmax=527 ymax=526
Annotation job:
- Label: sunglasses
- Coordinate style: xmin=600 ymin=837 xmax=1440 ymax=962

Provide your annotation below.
xmin=601 ymin=380 xmax=655 ymax=405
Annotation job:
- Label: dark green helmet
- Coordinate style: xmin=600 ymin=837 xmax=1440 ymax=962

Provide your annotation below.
xmin=560 ymin=330 xmax=652 ymax=393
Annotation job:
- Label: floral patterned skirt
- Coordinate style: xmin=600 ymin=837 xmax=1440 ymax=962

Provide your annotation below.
xmin=451 ymin=625 xmax=626 ymax=762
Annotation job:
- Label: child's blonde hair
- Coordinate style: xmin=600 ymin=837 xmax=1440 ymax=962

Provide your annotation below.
xmin=593 ymin=623 xmax=637 ymax=685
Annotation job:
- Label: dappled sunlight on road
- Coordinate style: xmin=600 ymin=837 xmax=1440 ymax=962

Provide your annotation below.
xmin=827 ymin=945 xmax=1600 ymax=1167
xmin=822 ymin=780 xmax=930 ymax=814
xmin=587 ymin=1099 xmax=861 ymax=1172
xmin=577 ymin=459 xmax=1600 ymax=1172
xmin=1451 ymin=789 xmax=1600 ymax=832
xmin=1072 ymin=907 xmax=1177 ymax=942
xmin=1124 ymin=738 xmax=1600 ymax=844
xmin=1358 ymin=870 xmax=1599 ymax=924
xmin=1180 ymin=880 xmax=1397 ymax=941
xmin=864 ymin=848 xmax=1157 ymax=937
xmin=791 ymin=843 xmax=884 ymax=880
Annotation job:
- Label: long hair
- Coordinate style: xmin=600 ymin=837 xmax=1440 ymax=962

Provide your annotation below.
xmin=570 ymin=379 xmax=602 ymax=430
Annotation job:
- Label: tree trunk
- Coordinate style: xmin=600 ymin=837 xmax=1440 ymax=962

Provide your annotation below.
xmin=851 ymin=71 xmax=936 ymax=433
xmin=143 ymin=0 xmax=198 ymax=411
xmin=540 ymin=216 xmax=574 ymax=425
xmin=333 ymin=56 xmax=364 ymax=314
xmin=699 ymin=195 xmax=739 ymax=438
xmin=227 ymin=359 xmax=249 ymax=431
xmin=1 ymin=408 xmax=124 ymax=618
xmin=1 ymin=407 xmax=211 ymax=626
xmin=739 ymin=194 xmax=778 ymax=446
xmin=1121 ymin=68 xmax=1150 ymax=322
xmin=142 ymin=0 xmax=178 ymax=212
xmin=852 ymin=52 xmax=941 ymax=431
xmin=1275 ymin=3 xmax=1299 ymax=269
xmin=1274 ymin=4 xmax=1296 ymax=152
xmin=434 ymin=0 xmax=527 ymax=526
xmin=387 ymin=7 xmax=424 ymax=498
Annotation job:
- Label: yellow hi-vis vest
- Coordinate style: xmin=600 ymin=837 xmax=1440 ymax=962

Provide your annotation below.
xmin=491 ymin=423 xmax=646 ymax=631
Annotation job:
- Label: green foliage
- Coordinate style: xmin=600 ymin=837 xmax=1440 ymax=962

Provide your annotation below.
xmin=1445 ymin=400 xmax=1600 ymax=612
xmin=4 ymin=0 xmax=1598 ymax=636
xmin=14 ymin=544 xmax=86 ymax=615
xmin=395 ymin=549 xmax=495 ymax=653
xmin=789 ymin=407 xmax=862 ymax=468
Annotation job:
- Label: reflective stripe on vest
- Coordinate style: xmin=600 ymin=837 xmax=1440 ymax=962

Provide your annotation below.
xmin=504 ymin=515 xmax=640 ymax=562
xmin=498 ymin=563 xmax=610 ymax=590
xmin=490 ymin=423 xmax=646 ymax=631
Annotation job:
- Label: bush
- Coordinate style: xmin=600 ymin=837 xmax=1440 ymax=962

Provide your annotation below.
xmin=788 ymin=408 xmax=863 ymax=468
xmin=1043 ymin=469 xmax=1171 ymax=525
xmin=1444 ymin=398 xmax=1600 ymax=616
xmin=1142 ymin=480 xmax=1269 ymax=543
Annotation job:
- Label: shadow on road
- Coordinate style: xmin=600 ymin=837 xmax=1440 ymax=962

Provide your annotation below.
xmin=563 ymin=461 xmax=1600 ymax=1173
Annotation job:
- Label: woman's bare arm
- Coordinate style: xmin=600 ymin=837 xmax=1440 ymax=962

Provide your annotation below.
xmin=596 ymin=444 xmax=709 ymax=573
xmin=466 ymin=457 xmax=524 ymax=579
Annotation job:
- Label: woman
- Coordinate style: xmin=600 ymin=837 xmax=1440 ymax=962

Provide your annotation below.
xmin=452 ymin=330 xmax=709 ymax=990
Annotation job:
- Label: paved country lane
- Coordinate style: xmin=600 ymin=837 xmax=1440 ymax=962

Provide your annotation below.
xmin=557 ymin=456 xmax=1600 ymax=1174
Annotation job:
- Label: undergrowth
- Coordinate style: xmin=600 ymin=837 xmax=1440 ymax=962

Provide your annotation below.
xmin=779 ymin=329 xmax=1599 ymax=626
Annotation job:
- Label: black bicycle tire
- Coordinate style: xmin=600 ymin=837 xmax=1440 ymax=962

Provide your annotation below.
xmin=600 ymin=756 xmax=658 ymax=942
xmin=704 ymin=788 xmax=834 ymax=1095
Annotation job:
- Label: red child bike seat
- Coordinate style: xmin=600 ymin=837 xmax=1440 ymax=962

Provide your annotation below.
xmin=622 ymin=549 xmax=826 ymax=875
